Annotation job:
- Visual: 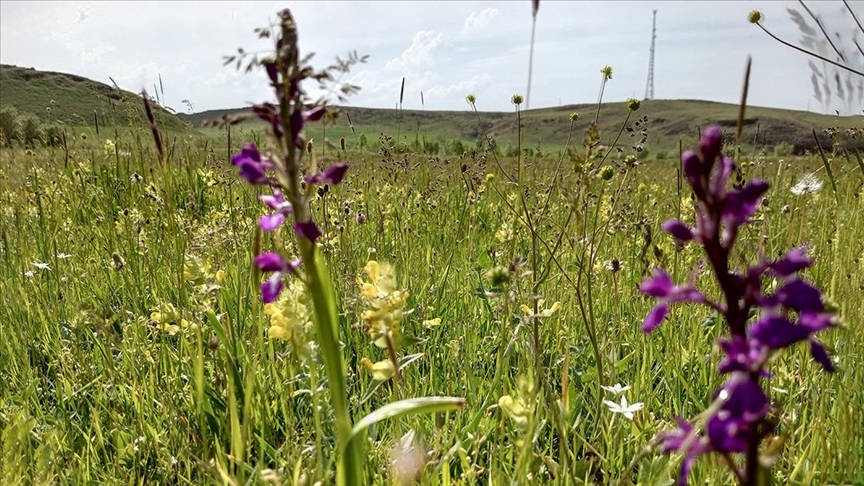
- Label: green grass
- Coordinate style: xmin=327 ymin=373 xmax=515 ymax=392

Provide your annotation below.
xmin=1 ymin=107 xmax=862 ymax=485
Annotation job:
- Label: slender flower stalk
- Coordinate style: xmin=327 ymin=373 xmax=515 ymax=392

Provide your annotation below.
xmin=227 ymin=10 xmax=361 ymax=484
xmin=642 ymin=126 xmax=836 ymax=485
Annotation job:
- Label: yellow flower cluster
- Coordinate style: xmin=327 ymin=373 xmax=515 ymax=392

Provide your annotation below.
xmin=263 ymin=281 xmax=313 ymax=361
xmin=357 ymin=260 xmax=409 ymax=349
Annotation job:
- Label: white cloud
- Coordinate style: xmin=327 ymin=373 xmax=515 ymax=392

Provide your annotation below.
xmin=463 ymin=8 xmax=499 ymax=34
xmin=385 ymin=30 xmax=442 ymax=71
xmin=426 ymin=73 xmax=492 ymax=100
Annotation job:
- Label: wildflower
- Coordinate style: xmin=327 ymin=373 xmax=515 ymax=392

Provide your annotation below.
xmin=264 ymin=280 xmax=313 ymax=360
xmin=254 ymin=252 xmax=301 ymax=303
xmin=511 ymin=94 xmax=523 ymax=106
xmin=602 ymin=395 xmax=643 ymax=420
xmin=641 ymin=126 xmax=835 ymax=484
xmin=357 ymin=260 xmax=409 ymax=348
xmin=258 ymin=190 xmax=293 ymax=231
xmin=230 ymin=144 xmax=272 ymax=185
xmin=57 ymin=253 xmax=73 ymax=259
xmin=521 ymin=300 xmax=561 ymax=317
xmin=360 ymin=357 xmax=395 ymax=381
xmin=790 ymin=173 xmax=822 ymax=196
xmin=747 ymin=10 xmax=762 ymax=24
xmin=626 ymin=98 xmax=641 ymax=111
xmin=601 ymin=383 xmax=631 ymax=395
xmin=33 ymin=262 xmax=51 ymax=271
xmin=103 ymin=139 xmax=116 ymax=156
xmin=356 ymin=212 xmax=367 ymax=224
xmin=422 ymin=317 xmax=442 ymax=328
xmin=304 ymin=162 xmax=349 ymax=186
xmin=601 ymin=65 xmax=613 ymax=80
xmin=24 ymin=270 xmax=34 ymax=278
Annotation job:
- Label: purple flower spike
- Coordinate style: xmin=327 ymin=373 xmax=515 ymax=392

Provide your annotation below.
xmin=656 ymin=418 xmax=712 ymax=486
xmin=662 ymin=219 xmax=694 ymax=243
xmin=305 ymin=162 xmax=349 ymax=186
xmin=251 ymin=103 xmax=283 ymax=139
xmin=294 ymin=220 xmax=322 ymax=242
xmin=682 ymin=151 xmax=706 ymax=199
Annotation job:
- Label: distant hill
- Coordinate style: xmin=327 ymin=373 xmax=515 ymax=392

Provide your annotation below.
xmin=0 ymin=64 xmax=190 ymax=132
xmin=184 ymin=100 xmax=863 ymax=155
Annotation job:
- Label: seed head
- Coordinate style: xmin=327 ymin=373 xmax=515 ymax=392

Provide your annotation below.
xmin=511 ymin=94 xmax=524 ymax=106
xmin=748 ymin=10 xmax=762 ymax=24
xmin=627 ymin=98 xmax=641 ymax=112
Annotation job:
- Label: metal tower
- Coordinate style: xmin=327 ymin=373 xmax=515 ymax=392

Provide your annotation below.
xmin=645 ymin=9 xmax=657 ymax=101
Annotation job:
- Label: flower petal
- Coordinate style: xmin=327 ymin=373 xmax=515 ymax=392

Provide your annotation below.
xmin=640 ymin=269 xmax=674 ymax=298
xmin=294 ymin=220 xmax=322 ymax=242
xmin=642 ymin=304 xmax=669 ymax=333
xmin=259 ymin=213 xmax=286 ymax=232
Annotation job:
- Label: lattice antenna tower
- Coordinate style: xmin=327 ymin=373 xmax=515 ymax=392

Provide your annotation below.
xmin=645 ymin=9 xmax=657 ymax=101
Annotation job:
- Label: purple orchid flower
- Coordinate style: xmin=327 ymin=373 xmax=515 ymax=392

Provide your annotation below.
xmin=254 ymin=252 xmax=301 ymax=303
xmin=258 ymin=190 xmax=293 ymax=232
xmin=230 ymin=144 xmax=273 ymax=185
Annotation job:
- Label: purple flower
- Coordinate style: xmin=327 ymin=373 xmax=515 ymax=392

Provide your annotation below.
xmin=254 ymin=252 xmax=301 ymax=303
xmin=258 ymin=190 xmax=293 ymax=232
xmin=717 ymin=336 xmax=769 ymax=374
xmin=662 ymin=219 xmax=695 ymax=243
xmin=230 ymin=144 xmax=273 ymax=185
xmin=749 ymin=315 xmax=810 ymax=349
xmin=639 ymin=269 xmax=706 ymax=332
xmin=294 ymin=220 xmax=322 ymax=242
xmin=769 ymin=247 xmax=812 ymax=277
xmin=305 ymin=162 xmax=349 ymax=186
xmin=722 ymin=180 xmax=769 ymax=226
xmin=251 ymin=103 xmax=283 ymax=139
xmin=656 ymin=418 xmax=712 ymax=486
xmin=706 ymin=379 xmax=769 ymax=453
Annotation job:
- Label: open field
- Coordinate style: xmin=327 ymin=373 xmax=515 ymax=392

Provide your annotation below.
xmin=1 ymin=109 xmax=863 ymax=484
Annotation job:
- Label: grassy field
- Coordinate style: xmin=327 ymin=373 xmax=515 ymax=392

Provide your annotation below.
xmin=1 ymin=99 xmax=862 ymax=485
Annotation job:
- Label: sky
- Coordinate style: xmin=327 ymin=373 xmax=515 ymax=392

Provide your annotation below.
xmin=1 ymin=1 xmax=862 ymax=115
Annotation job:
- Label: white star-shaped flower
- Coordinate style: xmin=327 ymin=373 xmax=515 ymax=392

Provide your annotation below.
xmin=603 ymin=396 xmax=644 ymax=420
xmin=601 ymin=383 xmax=631 ymax=396
xmin=33 ymin=262 xmax=51 ymax=271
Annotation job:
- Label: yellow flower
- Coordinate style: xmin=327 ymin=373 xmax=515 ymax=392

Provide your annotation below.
xmin=265 ymin=282 xmax=313 ymax=360
xmin=361 ymin=357 xmax=395 ymax=381
xmin=103 ymin=139 xmax=116 ymax=156
xmin=422 ymin=317 xmax=442 ymax=328
xmin=520 ymin=300 xmax=561 ymax=317
xmin=357 ymin=260 xmax=409 ymax=349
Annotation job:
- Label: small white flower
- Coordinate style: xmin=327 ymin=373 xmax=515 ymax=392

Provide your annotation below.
xmin=603 ymin=395 xmax=644 ymax=420
xmin=33 ymin=262 xmax=51 ymax=271
xmin=24 ymin=270 xmax=34 ymax=278
xmin=601 ymin=383 xmax=631 ymax=396
xmin=790 ymin=173 xmax=823 ymax=196
xmin=58 ymin=253 xmax=73 ymax=259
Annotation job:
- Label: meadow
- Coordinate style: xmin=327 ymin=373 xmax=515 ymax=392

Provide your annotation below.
xmin=2 ymin=7 xmax=864 ymax=485
xmin=1 ymin=103 xmax=862 ymax=484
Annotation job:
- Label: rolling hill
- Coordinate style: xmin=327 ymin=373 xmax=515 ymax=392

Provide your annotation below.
xmin=0 ymin=64 xmax=190 ymax=132
xmin=1 ymin=64 xmax=859 ymax=154
xmin=185 ymin=101 xmax=863 ymax=155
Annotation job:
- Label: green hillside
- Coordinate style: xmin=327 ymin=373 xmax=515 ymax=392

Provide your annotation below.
xmin=0 ymin=64 xmax=190 ymax=132
xmin=185 ymin=100 xmax=862 ymax=155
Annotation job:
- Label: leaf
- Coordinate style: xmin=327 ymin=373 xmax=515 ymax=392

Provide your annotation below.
xmin=349 ymin=397 xmax=465 ymax=442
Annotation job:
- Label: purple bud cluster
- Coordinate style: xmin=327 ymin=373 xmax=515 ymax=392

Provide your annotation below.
xmin=641 ymin=126 xmax=835 ymax=484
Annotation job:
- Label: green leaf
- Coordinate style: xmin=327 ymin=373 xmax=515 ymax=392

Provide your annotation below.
xmin=349 ymin=397 xmax=465 ymax=442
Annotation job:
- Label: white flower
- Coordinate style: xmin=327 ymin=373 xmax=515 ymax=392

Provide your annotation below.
xmin=33 ymin=262 xmax=51 ymax=271
xmin=790 ymin=173 xmax=823 ymax=196
xmin=601 ymin=383 xmax=631 ymax=396
xmin=58 ymin=253 xmax=73 ymax=259
xmin=24 ymin=271 xmax=34 ymax=278
xmin=603 ymin=395 xmax=644 ymax=420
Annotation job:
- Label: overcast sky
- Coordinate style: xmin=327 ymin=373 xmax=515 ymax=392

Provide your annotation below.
xmin=1 ymin=1 xmax=861 ymax=114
